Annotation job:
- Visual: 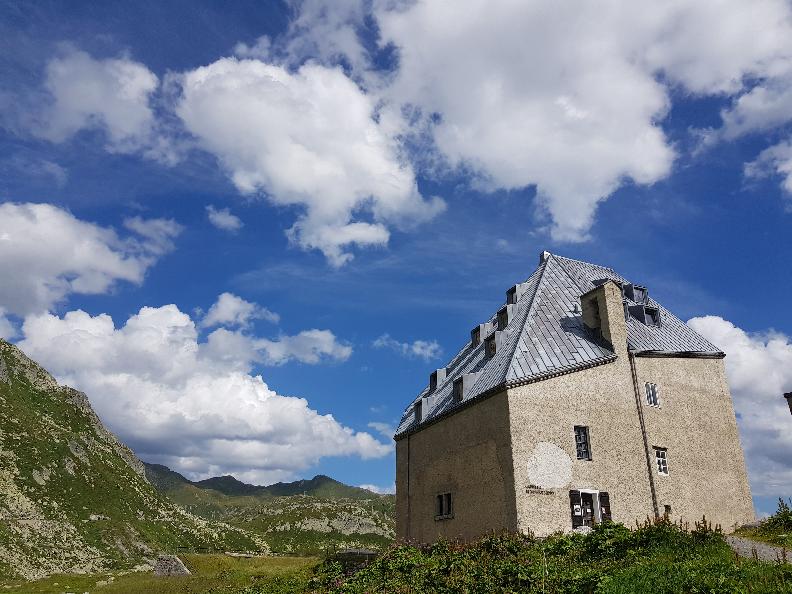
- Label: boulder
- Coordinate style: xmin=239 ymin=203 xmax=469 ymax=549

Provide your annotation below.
xmin=153 ymin=554 xmax=191 ymax=576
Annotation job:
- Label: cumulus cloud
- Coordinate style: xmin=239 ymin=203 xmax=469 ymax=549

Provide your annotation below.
xmin=0 ymin=308 xmax=15 ymax=340
xmin=257 ymin=329 xmax=352 ymax=365
xmin=367 ymin=421 xmax=396 ymax=441
xmin=358 ymin=483 xmax=395 ymax=495
xmin=175 ymin=57 xmax=444 ymax=265
xmin=37 ymin=48 xmax=159 ymax=153
xmin=200 ymin=292 xmax=279 ymax=328
xmin=206 ymin=205 xmax=243 ymax=232
xmin=373 ymin=333 xmax=442 ymax=361
xmin=17 ymin=304 xmax=388 ymax=483
xmin=745 ymin=141 xmax=792 ymax=200
xmin=0 ymin=202 xmax=181 ymax=316
xmin=688 ymin=316 xmax=792 ymax=496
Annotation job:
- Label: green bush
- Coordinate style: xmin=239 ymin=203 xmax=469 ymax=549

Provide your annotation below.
xmin=309 ymin=519 xmax=792 ymax=594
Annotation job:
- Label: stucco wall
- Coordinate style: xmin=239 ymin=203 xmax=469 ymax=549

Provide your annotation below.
xmin=506 ymin=357 xmax=655 ymax=536
xmin=634 ymin=355 xmax=754 ymax=530
xmin=395 ymin=391 xmax=517 ymax=543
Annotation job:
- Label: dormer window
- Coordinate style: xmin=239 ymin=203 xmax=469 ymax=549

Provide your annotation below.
xmin=414 ymin=400 xmax=423 ymax=423
xmin=644 ymin=307 xmax=661 ymax=327
xmin=452 ymin=378 xmax=463 ymax=403
xmin=429 ymin=368 xmax=446 ymax=391
xmin=625 ymin=283 xmax=648 ymax=304
xmin=485 ymin=332 xmax=502 ymax=358
xmin=497 ymin=305 xmax=514 ymax=330
xmin=471 ymin=325 xmax=482 ymax=346
xmin=506 ymin=283 xmax=528 ymax=305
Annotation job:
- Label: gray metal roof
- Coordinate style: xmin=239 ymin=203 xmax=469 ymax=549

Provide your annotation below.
xmin=395 ymin=252 xmax=722 ymax=437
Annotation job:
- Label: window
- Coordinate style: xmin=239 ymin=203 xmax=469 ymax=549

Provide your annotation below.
xmin=485 ymin=334 xmax=497 ymax=358
xmin=497 ymin=307 xmax=509 ymax=330
xmin=471 ymin=325 xmax=481 ymax=346
xmin=664 ymin=504 xmax=672 ymax=517
xmin=654 ymin=447 xmax=668 ymax=475
xmin=645 ymin=382 xmax=660 ymax=407
xmin=452 ymin=378 xmax=463 ymax=403
xmin=414 ymin=400 xmax=422 ymax=423
xmin=644 ymin=306 xmax=661 ymax=327
xmin=435 ymin=492 xmax=453 ymax=520
xmin=574 ymin=426 xmax=592 ymax=460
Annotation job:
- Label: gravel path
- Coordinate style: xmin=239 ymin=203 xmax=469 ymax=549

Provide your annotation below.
xmin=725 ymin=535 xmax=790 ymax=563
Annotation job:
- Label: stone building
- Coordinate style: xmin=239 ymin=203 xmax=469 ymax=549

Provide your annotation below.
xmin=394 ymin=252 xmax=753 ymax=542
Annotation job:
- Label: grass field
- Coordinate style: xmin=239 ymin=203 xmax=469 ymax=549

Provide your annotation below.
xmin=0 ymin=554 xmax=317 ymax=594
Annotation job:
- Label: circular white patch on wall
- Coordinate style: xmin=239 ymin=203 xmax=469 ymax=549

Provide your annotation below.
xmin=526 ymin=442 xmax=572 ymax=489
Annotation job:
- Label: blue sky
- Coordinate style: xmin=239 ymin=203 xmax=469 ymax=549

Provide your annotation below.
xmin=1 ymin=0 xmax=791 ymax=516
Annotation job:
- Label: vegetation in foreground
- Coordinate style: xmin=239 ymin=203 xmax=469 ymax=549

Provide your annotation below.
xmin=0 ymin=554 xmax=316 ymax=594
xmin=307 ymin=517 xmax=792 ymax=594
xmin=736 ymin=498 xmax=792 ymax=550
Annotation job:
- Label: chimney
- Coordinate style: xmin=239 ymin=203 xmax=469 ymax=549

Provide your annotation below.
xmin=785 ymin=393 xmax=792 ymax=416
xmin=580 ymin=281 xmax=627 ymax=354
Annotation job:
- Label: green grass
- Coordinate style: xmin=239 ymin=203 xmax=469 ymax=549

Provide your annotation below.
xmin=0 ymin=555 xmax=317 ymax=594
xmin=736 ymin=498 xmax=792 ymax=550
xmin=311 ymin=518 xmax=792 ymax=593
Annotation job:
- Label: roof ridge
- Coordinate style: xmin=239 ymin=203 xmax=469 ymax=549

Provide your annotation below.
xmin=550 ymin=253 xmax=588 ymax=296
xmin=550 ymin=253 xmax=618 ymax=274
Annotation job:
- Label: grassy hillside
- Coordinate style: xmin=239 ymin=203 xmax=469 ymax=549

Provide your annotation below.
xmin=0 ymin=340 xmax=267 ymax=580
xmin=144 ymin=463 xmax=395 ymax=555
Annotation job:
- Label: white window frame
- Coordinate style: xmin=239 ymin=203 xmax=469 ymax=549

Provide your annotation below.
xmin=654 ymin=447 xmax=669 ymax=475
xmin=435 ymin=492 xmax=453 ymax=520
xmin=645 ymin=382 xmax=661 ymax=407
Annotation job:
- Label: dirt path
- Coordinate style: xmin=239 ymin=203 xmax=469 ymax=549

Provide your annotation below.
xmin=725 ymin=535 xmax=790 ymax=563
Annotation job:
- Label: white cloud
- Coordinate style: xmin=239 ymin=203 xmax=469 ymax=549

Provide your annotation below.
xmin=688 ymin=316 xmax=792 ymax=496
xmin=0 ymin=202 xmax=181 ymax=316
xmin=367 ymin=421 xmax=395 ymax=441
xmin=257 ymin=329 xmax=352 ymax=365
xmin=206 ymin=205 xmax=243 ymax=232
xmin=745 ymin=141 xmax=792 ymax=200
xmin=373 ymin=333 xmax=442 ymax=361
xmin=17 ymin=304 xmax=388 ymax=483
xmin=200 ymin=292 xmax=279 ymax=329
xmin=0 ymin=308 xmax=15 ymax=340
xmin=175 ymin=57 xmax=444 ymax=266
xmin=37 ymin=48 xmax=160 ymax=154
xmin=358 ymin=483 xmax=395 ymax=495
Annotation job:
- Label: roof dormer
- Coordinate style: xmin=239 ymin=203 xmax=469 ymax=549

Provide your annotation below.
xmin=624 ymin=283 xmax=648 ymax=304
xmin=452 ymin=372 xmax=481 ymax=403
xmin=506 ymin=283 xmax=529 ymax=305
xmin=471 ymin=322 xmax=494 ymax=346
xmin=496 ymin=304 xmax=515 ymax=330
xmin=484 ymin=331 xmax=504 ymax=358
xmin=429 ymin=368 xmax=447 ymax=391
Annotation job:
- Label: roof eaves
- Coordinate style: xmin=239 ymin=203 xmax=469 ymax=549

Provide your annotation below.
xmin=394 ymin=353 xmax=618 ymax=440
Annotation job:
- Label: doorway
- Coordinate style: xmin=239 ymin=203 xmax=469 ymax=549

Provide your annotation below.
xmin=569 ymin=489 xmax=611 ymax=528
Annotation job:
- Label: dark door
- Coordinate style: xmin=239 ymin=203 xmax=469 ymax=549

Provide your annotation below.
xmin=581 ymin=493 xmax=595 ymax=527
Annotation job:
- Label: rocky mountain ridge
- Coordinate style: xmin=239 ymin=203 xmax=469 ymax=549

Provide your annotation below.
xmin=0 ymin=340 xmax=268 ymax=580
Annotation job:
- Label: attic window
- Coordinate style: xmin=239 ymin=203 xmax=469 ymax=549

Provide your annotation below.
xmin=414 ymin=400 xmax=423 ymax=423
xmin=625 ymin=283 xmax=649 ymax=304
xmin=429 ymin=368 xmax=446 ymax=391
xmin=497 ymin=305 xmax=513 ymax=330
xmin=471 ymin=326 xmax=482 ymax=346
xmin=485 ymin=333 xmax=498 ymax=358
xmin=452 ymin=378 xmax=463 ymax=403
xmin=644 ymin=307 xmax=661 ymax=327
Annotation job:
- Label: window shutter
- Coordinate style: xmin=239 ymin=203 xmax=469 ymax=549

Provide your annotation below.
xmin=569 ymin=490 xmax=583 ymax=528
xmin=599 ymin=492 xmax=612 ymax=521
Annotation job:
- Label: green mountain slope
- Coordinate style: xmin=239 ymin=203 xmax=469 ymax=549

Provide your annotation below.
xmin=0 ymin=340 xmax=268 ymax=580
xmin=143 ymin=463 xmax=396 ymax=555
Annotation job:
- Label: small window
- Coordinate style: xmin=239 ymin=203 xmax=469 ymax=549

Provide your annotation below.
xmin=414 ymin=400 xmax=423 ymax=423
xmin=435 ymin=492 xmax=453 ymax=520
xmin=574 ymin=426 xmax=592 ymax=461
xmin=645 ymin=382 xmax=660 ymax=407
xmin=664 ymin=504 xmax=672 ymax=517
xmin=430 ymin=372 xmax=438 ymax=391
xmin=471 ymin=326 xmax=481 ymax=346
xmin=452 ymin=378 xmax=463 ymax=403
xmin=644 ymin=307 xmax=661 ymax=327
xmin=485 ymin=334 xmax=497 ymax=358
xmin=654 ymin=447 xmax=668 ymax=475
xmin=497 ymin=306 xmax=511 ymax=330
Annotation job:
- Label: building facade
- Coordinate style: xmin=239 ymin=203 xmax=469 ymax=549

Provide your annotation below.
xmin=394 ymin=252 xmax=753 ymax=542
